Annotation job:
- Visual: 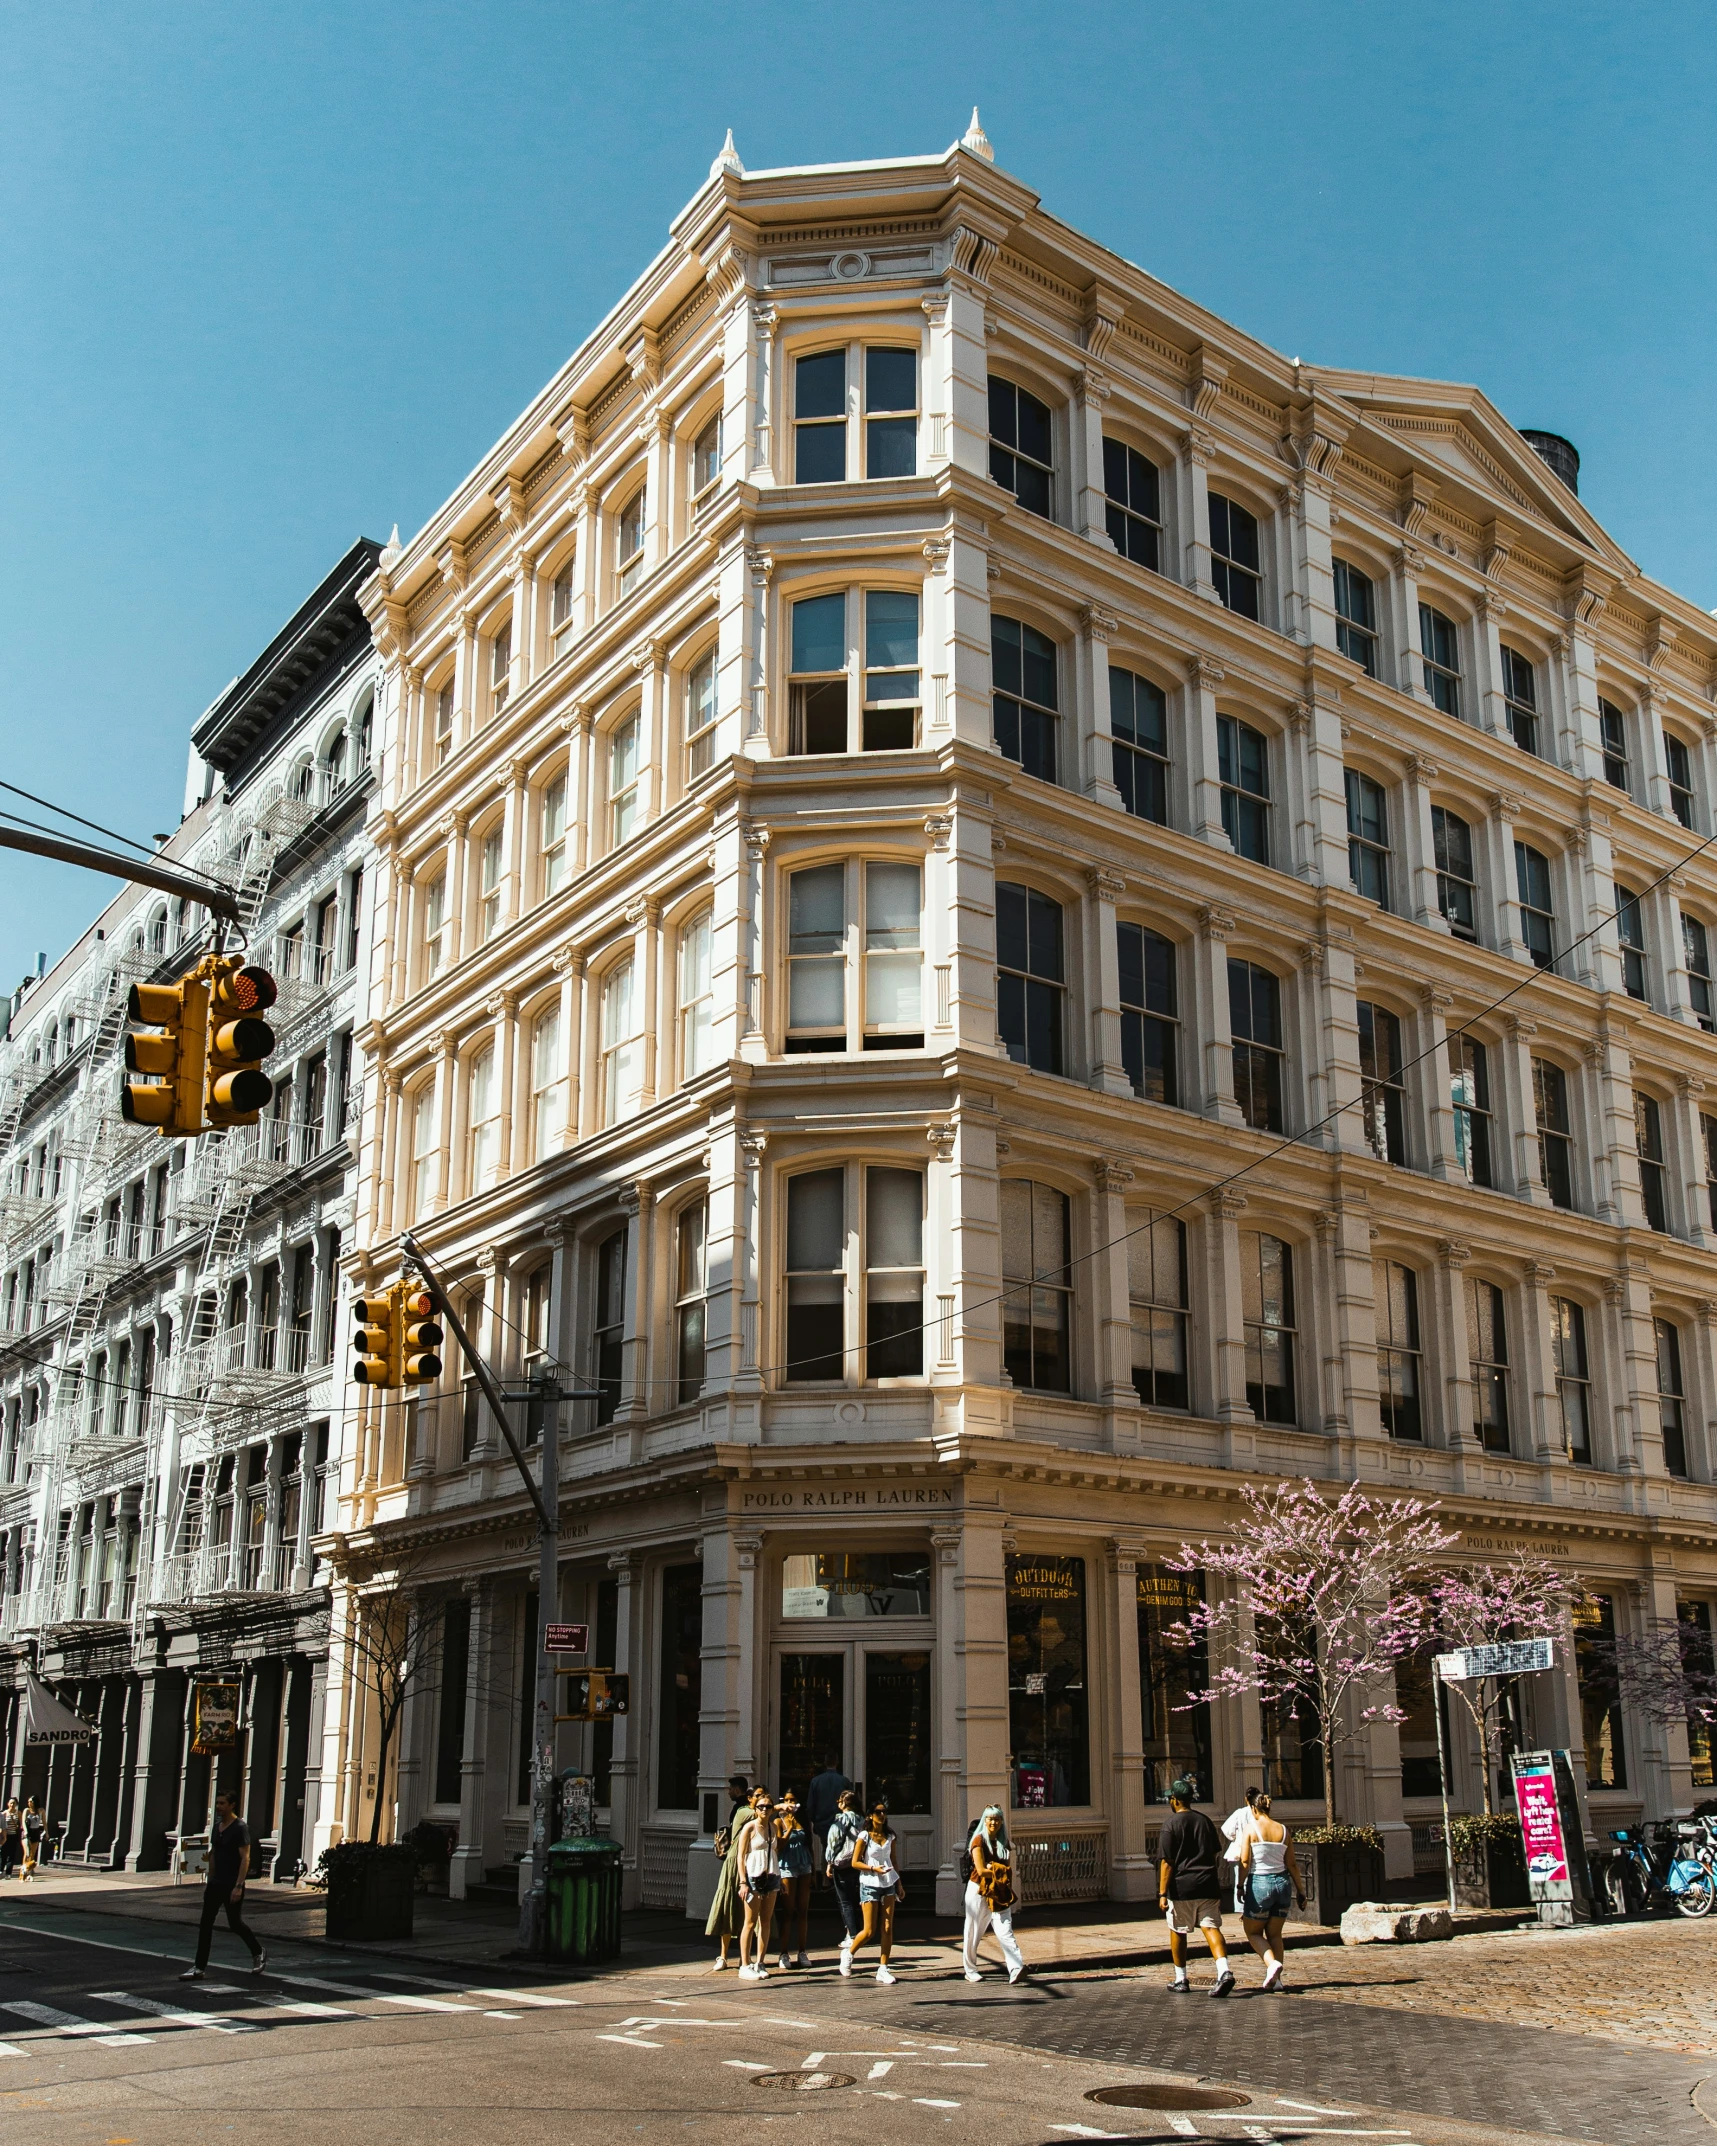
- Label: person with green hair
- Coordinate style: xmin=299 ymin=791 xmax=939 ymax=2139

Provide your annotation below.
xmin=961 ymin=1805 xmax=1026 ymax=1984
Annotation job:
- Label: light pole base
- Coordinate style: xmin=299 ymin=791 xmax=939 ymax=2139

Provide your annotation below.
xmin=518 ymin=1881 xmax=547 ymax=1956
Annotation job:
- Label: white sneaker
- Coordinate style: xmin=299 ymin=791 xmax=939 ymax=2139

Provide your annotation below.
xmin=875 ymin=1965 xmax=896 ymax=1985
xmin=838 ymin=1946 xmax=853 ymax=1979
xmin=737 ymin=1964 xmax=758 ymax=1981
xmin=963 ymin=1969 xmax=983 ymax=1983
xmin=712 ymin=1955 xmax=728 ymax=1971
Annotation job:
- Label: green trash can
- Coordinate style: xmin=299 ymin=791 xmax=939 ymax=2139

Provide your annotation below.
xmin=546 ymin=1836 xmax=624 ymax=1965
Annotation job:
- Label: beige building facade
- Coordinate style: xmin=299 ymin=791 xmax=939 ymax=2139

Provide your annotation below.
xmin=333 ymin=121 xmax=1717 ymax=1916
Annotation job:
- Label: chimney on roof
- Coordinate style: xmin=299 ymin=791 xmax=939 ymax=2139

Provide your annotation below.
xmin=1521 ymin=430 xmax=1580 ymax=495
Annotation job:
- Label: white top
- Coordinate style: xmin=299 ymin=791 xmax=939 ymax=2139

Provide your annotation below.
xmin=1249 ymin=1832 xmax=1289 ymax=1876
xmin=855 ymin=1831 xmax=897 ymax=1885
xmin=743 ymin=1824 xmax=779 ymax=1880
xmin=1221 ymin=1804 xmax=1264 ymax=1862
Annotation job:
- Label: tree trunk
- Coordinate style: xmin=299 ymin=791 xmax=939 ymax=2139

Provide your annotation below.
xmin=1477 ymin=1688 xmax=1495 ymax=1817
xmin=369 ymin=1690 xmax=401 ymax=1845
xmin=1322 ymin=1722 xmax=1336 ymax=1827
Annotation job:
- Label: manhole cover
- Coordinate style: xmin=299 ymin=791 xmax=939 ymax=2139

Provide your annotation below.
xmin=752 ymin=2071 xmax=857 ymax=2092
xmin=1086 ymin=2085 xmax=1251 ymax=2111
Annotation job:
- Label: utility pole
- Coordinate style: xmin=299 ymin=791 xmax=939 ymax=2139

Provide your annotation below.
xmin=399 ymin=1230 xmax=597 ymax=1954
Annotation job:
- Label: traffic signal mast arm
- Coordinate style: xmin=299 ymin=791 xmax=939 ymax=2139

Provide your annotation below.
xmin=398 ymin=1232 xmax=552 ymax=1534
xmin=0 ymin=823 xmax=242 ymax=923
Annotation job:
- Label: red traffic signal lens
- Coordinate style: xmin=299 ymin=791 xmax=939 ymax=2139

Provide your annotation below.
xmin=402 ymin=1288 xmax=436 ymax=1318
xmin=214 ymin=964 xmax=277 ymax=1014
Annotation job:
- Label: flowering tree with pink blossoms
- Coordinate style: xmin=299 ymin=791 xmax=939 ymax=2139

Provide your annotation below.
xmin=1168 ymin=1479 xmax=1458 ymax=1827
xmin=1426 ymin=1558 xmax=1577 ymax=1815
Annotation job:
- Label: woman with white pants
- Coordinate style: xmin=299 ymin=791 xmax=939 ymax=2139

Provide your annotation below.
xmin=962 ymin=1807 xmax=1027 ymax=1984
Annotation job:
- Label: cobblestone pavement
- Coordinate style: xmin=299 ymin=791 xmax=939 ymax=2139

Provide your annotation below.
xmin=1200 ymin=1915 xmax=1717 ymax=2057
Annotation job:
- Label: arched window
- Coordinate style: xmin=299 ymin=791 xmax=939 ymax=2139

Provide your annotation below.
xmin=1635 ymin=1091 xmax=1669 ymax=1231
xmin=999 ymin=1180 xmax=1071 ymax=1392
xmin=1598 ymin=699 xmax=1630 ymax=792
xmin=1514 ymin=843 xmax=1555 ymax=969
xmin=1655 ymin=1318 xmax=1688 ymax=1478
xmin=1117 ymin=923 xmax=1176 ymax=1104
xmin=1128 ymin=1212 xmax=1187 ymax=1408
xmin=1551 ymin=1297 xmax=1592 ymax=1464
xmin=1217 ymin=716 xmax=1270 ymax=863
xmin=476 ymin=826 xmax=503 ymax=943
xmin=1432 ymin=808 xmax=1477 ymax=940
xmin=1241 ymin=1232 xmax=1296 ymax=1424
xmin=1685 ymin=913 xmax=1715 ymax=1030
xmin=992 ymin=617 xmax=1058 ymax=783
xmin=529 ymin=1005 xmax=564 ymax=1161
xmin=1467 ymin=1279 xmax=1509 ymax=1452
xmin=676 ymin=1201 xmax=708 ymax=1404
xmin=410 ymin=1084 xmax=438 ymax=1220
xmin=468 ymin=1045 xmax=500 ymax=1194
xmin=685 ymin=649 xmax=718 ymax=779
xmin=593 ymin=1229 xmax=627 ymax=1423
xmin=1109 ymin=668 xmax=1168 ymax=824
xmin=616 ymin=488 xmax=646 ymax=596
xmin=1665 ymin=730 xmax=1698 ymax=829
xmin=1449 ymin=1035 xmax=1493 ymax=1187
xmin=1228 ymin=961 xmax=1284 ymax=1133
xmin=1357 ymin=1003 xmax=1406 ymax=1164
xmin=1333 ymin=560 xmax=1378 ymax=675
xmin=325 ymin=726 xmax=348 ymax=792
xmin=1103 ymin=439 xmax=1160 ymax=569
xmin=1209 ymin=494 xmax=1261 ymax=618
xmin=1419 ymin=604 xmax=1461 ymax=716
xmin=1501 ymin=646 xmax=1540 ymax=757
xmin=1374 ymin=1261 xmax=1422 ymax=1440
xmin=539 ymin=773 xmax=568 ymax=897
xmin=987 ymin=376 xmax=1053 ymax=517
xmin=1616 ymin=883 xmax=1648 ymax=1001
xmin=1345 ymin=770 xmax=1390 ymax=908
xmin=600 ymin=961 xmax=641 ymax=1125
xmin=692 ymin=414 xmax=722 ymax=498
xmin=1532 ymin=1057 xmax=1574 ymax=1207
xmin=609 ymin=716 xmax=641 ymax=846
xmin=489 ymin=619 xmax=513 ymax=714
xmin=996 ymin=884 xmax=1064 ymax=1075
xmin=679 ymin=912 xmax=713 ymax=1079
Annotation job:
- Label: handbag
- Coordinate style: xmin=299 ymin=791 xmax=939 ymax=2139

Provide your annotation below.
xmin=982 ymin=1863 xmax=1015 ymax=1912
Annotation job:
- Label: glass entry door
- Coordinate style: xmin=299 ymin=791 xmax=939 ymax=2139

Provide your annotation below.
xmin=778 ymin=1653 xmax=847 ymax=1795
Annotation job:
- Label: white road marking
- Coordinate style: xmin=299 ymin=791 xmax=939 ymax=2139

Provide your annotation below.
xmin=1275 ymin=2104 xmax=1359 ymax=2118
xmin=375 ymin=1973 xmax=573 ymax=2011
xmin=0 ymin=1999 xmax=152 ymax=2050
xmin=273 ymin=1972 xmax=476 ymax=2014
xmin=596 ymin=2032 xmax=664 ymax=2048
xmin=914 ymin=2099 xmax=961 ymax=2110
xmin=91 ymin=1990 xmax=254 ymax=2034
xmin=203 ymin=1983 xmax=353 ymax=2018
xmin=868 ymin=2061 xmax=894 ymax=2079
xmin=0 ymin=2042 xmax=25 ymax=2058
xmin=723 ymin=2060 xmax=772 ymax=2070
xmin=1170 ymin=2125 xmax=1198 ymax=2141
xmin=463 ymin=1986 xmax=579 ymax=2008
xmin=1049 ymin=2129 xmax=1133 ymax=2141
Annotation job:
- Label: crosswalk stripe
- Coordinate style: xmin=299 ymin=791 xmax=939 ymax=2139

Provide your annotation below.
xmin=0 ymin=2042 xmax=25 ymax=2058
xmin=203 ymin=1983 xmax=355 ymax=2019
xmin=273 ymin=1972 xmax=477 ymax=2014
xmin=91 ymin=1991 xmax=255 ymax=2034
xmin=0 ymin=1999 xmax=152 ymax=2049
xmin=377 ymin=1977 xmax=579 ymax=2009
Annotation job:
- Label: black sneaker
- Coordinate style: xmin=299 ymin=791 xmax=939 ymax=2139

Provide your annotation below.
xmin=251 ymin=1951 xmax=268 ymax=1977
xmin=1168 ymin=1979 xmax=1193 ymax=1994
xmin=1211 ymin=1971 xmax=1235 ymax=1999
xmin=179 ymin=1967 xmax=205 ymax=1982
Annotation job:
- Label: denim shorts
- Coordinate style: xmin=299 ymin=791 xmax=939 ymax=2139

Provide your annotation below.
xmin=745 ymin=1871 xmax=781 ymax=1897
xmin=859 ymin=1878 xmax=898 ymax=1903
xmin=1243 ymin=1871 xmax=1293 ymax=1918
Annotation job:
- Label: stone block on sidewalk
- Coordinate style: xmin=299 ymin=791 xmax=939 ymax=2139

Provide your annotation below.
xmin=1339 ymin=1901 xmax=1454 ymax=1946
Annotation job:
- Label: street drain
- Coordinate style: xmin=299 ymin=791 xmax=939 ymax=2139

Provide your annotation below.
xmin=752 ymin=2071 xmax=857 ymax=2092
xmin=1086 ymin=2085 xmax=1251 ymax=2111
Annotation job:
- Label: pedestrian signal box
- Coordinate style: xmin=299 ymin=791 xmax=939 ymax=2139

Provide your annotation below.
xmin=557 ymin=1671 xmax=630 ymax=1722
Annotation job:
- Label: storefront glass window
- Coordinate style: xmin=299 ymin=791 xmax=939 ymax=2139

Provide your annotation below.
xmin=1395 ymin=1648 xmax=1444 ymax=1798
xmin=778 ymin=1654 xmax=844 ymax=1800
xmin=1137 ymin=1564 xmax=1208 ymax=1802
xmin=1258 ymin=1615 xmax=1323 ymax=1802
xmin=1679 ymin=1602 xmax=1714 ymax=1788
xmin=656 ymin=1564 xmax=703 ymax=1810
xmin=780 ymin=1550 xmax=930 ymax=1619
xmin=1573 ymin=1592 xmax=1627 ymax=1790
xmin=867 ymin=1651 xmax=932 ymax=1813
xmin=1007 ymin=1553 xmax=1090 ymax=1808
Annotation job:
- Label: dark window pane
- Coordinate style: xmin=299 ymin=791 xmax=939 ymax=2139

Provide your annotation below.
xmin=796 ymin=349 xmax=846 ymax=419
xmin=866 ymin=346 xmax=916 ymax=413
xmin=866 ymin=1650 xmax=932 ymax=1813
xmin=655 ymin=1565 xmax=704 ymax=1809
xmin=795 ymin=424 xmax=846 ymax=485
xmin=1007 ymin=1554 xmax=1089 ymax=1807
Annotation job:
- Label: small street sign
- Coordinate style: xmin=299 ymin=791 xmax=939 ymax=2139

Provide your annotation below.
xmin=545 ymin=1622 xmax=589 ymax=1654
xmin=1435 ymin=1637 xmax=1555 ymax=1682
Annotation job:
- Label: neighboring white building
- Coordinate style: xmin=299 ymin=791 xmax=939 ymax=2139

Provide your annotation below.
xmin=0 ymin=541 xmax=379 ymax=1876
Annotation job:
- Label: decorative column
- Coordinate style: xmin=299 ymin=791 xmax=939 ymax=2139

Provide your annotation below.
xmin=492 ymin=990 xmax=519 ymax=1179
xmin=1387 ymin=477 xmax=1437 ymax=704
xmin=615 ymin=1182 xmax=653 ymax=1447
xmin=432 ymin=1030 xmax=457 ymax=1213
xmin=1519 ymin=1260 xmax=1563 ymax=1462
xmin=953 ymin=1506 xmax=1010 ymax=1881
xmin=1106 ymin=1537 xmax=1152 ymax=1900
xmin=448 ymin=1576 xmax=494 ymax=1901
xmin=1673 ymin=1072 xmax=1712 ymax=1250
xmin=1077 ymin=602 xmax=1123 ymax=811
xmin=732 ymin=1531 xmax=763 ymax=1786
xmin=1191 ymin=902 xmax=1239 ymax=1125
xmin=739 ymin=823 xmax=770 ymax=1064
xmin=687 ymin=1506 xmax=741 ymax=1923
xmin=1073 ymin=357 xmax=1113 ymax=547
xmin=638 ymin=896 xmax=662 ymax=1107
xmin=1419 ymin=985 xmax=1462 ymax=1182
xmin=1318 ymin=1195 xmax=1381 ymax=1467
xmin=556 ymin=947 xmax=583 ymax=1150
xmin=743 ymin=544 xmax=773 ymax=755
xmin=749 ymin=301 xmax=778 ymax=479
xmin=605 ymin=1552 xmax=642 ymax=1903
xmin=1084 ymin=867 xmax=1131 ymax=1097
xmin=1434 ymin=1238 xmax=1477 ymax=1469
xmin=445 ymin=809 xmax=470 ymax=965
xmin=930 ymin=1525 xmax=964 ymax=1913
xmin=1483 ymin=790 xmax=1528 ymax=965
xmin=1177 ymin=351 xmax=1225 ymax=602
xmin=501 ymin=759 xmax=529 ymax=926
xmin=1183 ymin=655 xmax=1227 ymax=847
xmin=1402 ymin=753 xmax=1445 ymax=930
xmin=1499 ymin=1013 xmax=1548 ymax=1204
xmin=634 ymin=635 xmax=667 ymax=823
xmin=1090 ymin=1158 xmax=1138 ymax=1433
xmin=1205 ymin=1188 xmax=1253 ymax=1465
xmin=378 ymin=1070 xmax=403 ymax=1241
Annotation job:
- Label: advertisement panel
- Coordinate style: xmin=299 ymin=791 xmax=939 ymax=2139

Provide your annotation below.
xmin=190 ymin=1680 xmax=240 ymax=1755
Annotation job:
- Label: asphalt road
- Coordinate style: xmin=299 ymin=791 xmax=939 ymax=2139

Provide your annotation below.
xmin=0 ymin=1906 xmax=1707 ymax=2146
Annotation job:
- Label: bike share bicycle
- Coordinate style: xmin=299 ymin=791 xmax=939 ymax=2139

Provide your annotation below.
xmin=1597 ymin=1811 xmax=1716 ymax=1919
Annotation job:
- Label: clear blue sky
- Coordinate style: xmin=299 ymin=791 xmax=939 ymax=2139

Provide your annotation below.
xmin=3 ymin=0 xmax=1713 ymax=991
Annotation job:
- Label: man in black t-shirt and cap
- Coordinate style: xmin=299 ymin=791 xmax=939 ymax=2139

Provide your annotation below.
xmin=181 ymin=1790 xmax=266 ymax=1981
xmin=1156 ymin=1778 xmax=1233 ymax=1996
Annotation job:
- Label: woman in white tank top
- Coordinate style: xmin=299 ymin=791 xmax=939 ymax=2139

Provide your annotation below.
xmin=733 ymin=1790 xmax=782 ymax=1981
xmin=1237 ymin=1793 xmax=1305 ymax=1991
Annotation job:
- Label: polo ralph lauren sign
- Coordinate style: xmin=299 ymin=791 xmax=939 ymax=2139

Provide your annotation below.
xmin=740 ymin=1484 xmax=955 ymax=1512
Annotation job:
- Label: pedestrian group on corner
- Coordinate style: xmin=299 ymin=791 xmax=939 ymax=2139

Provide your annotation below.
xmin=703 ymin=1759 xmax=1304 ymax=1996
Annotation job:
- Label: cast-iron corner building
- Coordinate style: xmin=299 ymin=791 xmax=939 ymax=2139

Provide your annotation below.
xmin=332 ymin=118 xmax=1717 ymax=1917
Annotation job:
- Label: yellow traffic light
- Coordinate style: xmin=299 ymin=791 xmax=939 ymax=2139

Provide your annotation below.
xmin=400 ymin=1288 xmax=444 ymax=1383
xmin=352 ymin=1294 xmax=399 ymax=1387
xmin=204 ymin=961 xmax=278 ymax=1128
xmin=120 ymin=975 xmax=210 ymax=1136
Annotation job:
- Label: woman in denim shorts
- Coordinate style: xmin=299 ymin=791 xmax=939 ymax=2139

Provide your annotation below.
xmin=774 ymin=1790 xmax=814 ymax=1969
xmin=1237 ymin=1794 xmax=1305 ymax=1992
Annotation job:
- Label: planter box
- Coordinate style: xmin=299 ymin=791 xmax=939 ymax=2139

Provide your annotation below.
xmin=325 ymin=1851 xmax=416 ymax=1942
xmin=1453 ymin=1832 xmax=1530 ymax=1910
xmin=1296 ymin=1841 xmax=1385 ymax=1927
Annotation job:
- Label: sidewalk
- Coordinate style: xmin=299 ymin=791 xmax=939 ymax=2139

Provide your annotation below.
xmin=0 ymin=1862 xmax=1528 ymax=1978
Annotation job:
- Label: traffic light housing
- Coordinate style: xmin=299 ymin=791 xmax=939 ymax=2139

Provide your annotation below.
xmin=204 ymin=960 xmax=278 ymax=1128
xmin=352 ymin=1293 xmax=399 ymax=1387
xmin=400 ymin=1288 xmax=444 ymax=1383
xmin=558 ymin=1670 xmax=630 ymax=1722
xmin=120 ymin=975 xmax=209 ymax=1135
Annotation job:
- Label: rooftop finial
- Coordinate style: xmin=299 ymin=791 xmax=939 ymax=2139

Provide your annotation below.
xmin=711 ymin=128 xmax=744 ymax=179
xmin=961 ymin=106 xmax=994 ymax=162
xmin=380 ymin=523 xmax=402 ymax=567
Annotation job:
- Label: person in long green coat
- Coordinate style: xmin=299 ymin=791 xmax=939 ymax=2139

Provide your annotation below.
xmin=705 ymin=1777 xmax=753 ymax=1967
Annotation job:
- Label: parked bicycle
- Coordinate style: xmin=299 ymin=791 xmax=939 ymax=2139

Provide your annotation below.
xmin=1599 ymin=1820 xmax=1715 ymax=1919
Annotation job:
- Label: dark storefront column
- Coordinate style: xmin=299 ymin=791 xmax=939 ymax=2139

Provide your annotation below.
xmin=245 ymin=1658 xmax=284 ymax=1875
xmin=87 ymin=1676 xmax=129 ymax=1865
xmin=126 ymin=1667 xmax=187 ymax=1870
xmin=275 ymin=1656 xmax=313 ymax=1878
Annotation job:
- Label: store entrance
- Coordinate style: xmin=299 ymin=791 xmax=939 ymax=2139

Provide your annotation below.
xmin=772 ymin=1645 xmax=934 ymax=1856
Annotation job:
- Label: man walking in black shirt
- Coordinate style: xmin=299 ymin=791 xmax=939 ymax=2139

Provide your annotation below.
xmin=1156 ymin=1778 xmax=1232 ymax=1996
xmin=181 ymin=1791 xmax=266 ymax=1980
